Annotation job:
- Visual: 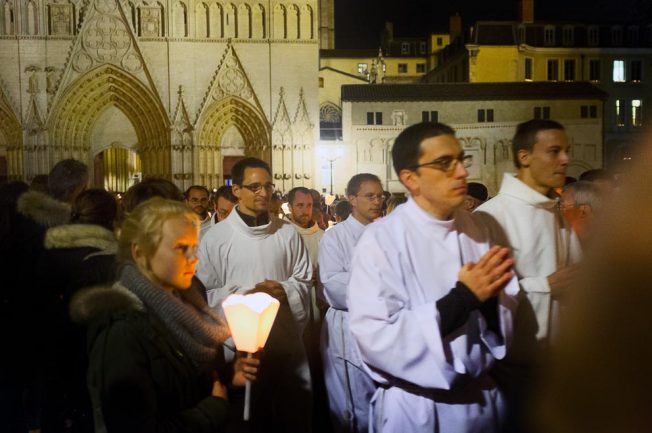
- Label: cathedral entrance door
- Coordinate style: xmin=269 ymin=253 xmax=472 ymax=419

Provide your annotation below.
xmin=93 ymin=145 xmax=141 ymax=193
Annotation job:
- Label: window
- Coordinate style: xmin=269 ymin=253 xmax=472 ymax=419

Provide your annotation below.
xmin=580 ymin=105 xmax=597 ymax=119
xmin=437 ymin=37 xmax=443 ymax=46
xmin=563 ymin=26 xmax=574 ymax=45
xmin=628 ymin=26 xmax=639 ymax=44
xmin=422 ymin=110 xmax=439 ymax=122
xmin=589 ymin=59 xmax=601 ymax=81
xmin=401 ymin=42 xmax=410 ymax=55
xmin=534 ymin=106 xmax=551 ymax=119
xmin=588 ymin=26 xmax=599 ymax=46
xmin=524 ymin=58 xmax=533 ymax=81
xmin=612 ymin=26 xmax=622 ymax=45
xmin=367 ymin=112 xmax=383 ymax=125
xmin=478 ymin=109 xmax=494 ymax=123
xmin=613 ymin=60 xmax=625 ymax=82
xmin=547 ymin=59 xmax=559 ymax=81
xmin=544 ymin=26 xmax=555 ymax=45
xmin=419 ymin=42 xmax=427 ymax=54
xmin=416 ymin=63 xmax=426 ymax=73
xmin=564 ymin=59 xmax=575 ymax=81
xmin=632 ymin=100 xmax=642 ymax=126
xmin=357 ymin=63 xmax=368 ymax=75
xmin=615 ymin=100 xmax=625 ymax=126
xmin=318 ymin=77 xmax=323 ymax=88
xmin=398 ymin=63 xmax=408 ymax=73
xmin=518 ymin=25 xmax=526 ymax=43
xmin=630 ymin=60 xmax=642 ymax=82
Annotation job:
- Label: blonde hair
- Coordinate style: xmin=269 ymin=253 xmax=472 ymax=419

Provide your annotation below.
xmin=118 ymin=197 xmax=199 ymax=263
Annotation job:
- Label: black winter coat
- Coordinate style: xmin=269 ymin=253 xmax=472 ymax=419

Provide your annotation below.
xmin=71 ymin=284 xmax=229 ymax=433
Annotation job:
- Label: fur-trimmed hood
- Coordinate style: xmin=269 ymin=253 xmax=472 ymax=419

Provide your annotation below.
xmin=17 ymin=190 xmax=70 ymax=228
xmin=70 ymin=283 xmax=144 ymax=325
xmin=45 ymin=223 xmax=117 ymax=252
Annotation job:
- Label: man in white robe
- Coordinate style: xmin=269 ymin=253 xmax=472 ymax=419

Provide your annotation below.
xmin=319 ymin=173 xmax=383 ymax=433
xmin=196 ymin=157 xmax=313 ymax=433
xmin=348 ymin=122 xmax=519 ymax=433
xmin=475 ymin=119 xmax=582 ymax=431
xmin=184 ymin=185 xmax=212 ymax=239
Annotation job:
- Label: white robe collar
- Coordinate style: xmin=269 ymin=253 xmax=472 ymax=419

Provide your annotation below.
xmin=227 ymin=205 xmax=276 ymax=239
xmin=403 ymin=197 xmax=456 ymax=236
xmin=498 ymin=173 xmax=559 ymax=210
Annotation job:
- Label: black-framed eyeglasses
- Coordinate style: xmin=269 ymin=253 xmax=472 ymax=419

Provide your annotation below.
xmin=409 ymin=153 xmax=473 ymax=174
xmin=239 ymin=182 xmax=275 ymax=194
xmin=356 ymin=193 xmax=386 ymax=202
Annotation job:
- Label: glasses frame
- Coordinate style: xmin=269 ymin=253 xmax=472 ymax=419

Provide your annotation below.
xmin=238 ymin=182 xmax=276 ymax=194
xmin=408 ymin=153 xmax=473 ymax=174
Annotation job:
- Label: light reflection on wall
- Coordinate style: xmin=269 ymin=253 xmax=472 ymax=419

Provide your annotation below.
xmin=103 ymin=147 xmax=141 ymax=192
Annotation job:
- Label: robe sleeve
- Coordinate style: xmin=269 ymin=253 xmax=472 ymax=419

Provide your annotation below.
xmin=278 ymin=230 xmax=313 ymax=331
xmin=318 ymin=230 xmax=349 ymax=310
xmin=195 ymin=232 xmax=240 ymax=311
xmin=347 ymin=230 xmax=458 ymax=390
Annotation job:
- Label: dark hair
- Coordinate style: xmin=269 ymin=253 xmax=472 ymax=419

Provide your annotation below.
xmin=215 ymin=185 xmax=237 ymax=203
xmin=288 ymin=187 xmax=312 ymax=204
xmin=231 ymin=158 xmax=271 ymax=186
xmin=184 ymin=185 xmax=209 ymax=199
xmin=48 ymin=159 xmax=89 ymax=202
xmin=121 ymin=178 xmax=184 ymax=214
xmin=467 ymin=182 xmax=489 ymax=202
xmin=392 ymin=122 xmax=456 ymax=177
xmin=334 ymin=200 xmax=352 ymax=219
xmin=71 ymin=188 xmax=118 ymax=231
xmin=30 ymin=174 xmax=49 ymax=194
xmin=346 ymin=173 xmax=382 ymax=197
xmin=512 ymin=119 xmax=565 ymax=168
xmin=579 ymin=169 xmax=612 ymax=183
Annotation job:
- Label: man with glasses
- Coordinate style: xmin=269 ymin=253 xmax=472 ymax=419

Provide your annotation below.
xmin=212 ymin=185 xmax=237 ymax=223
xmin=475 ymin=119 xmax=582 ymax=432
xmin=184 ymin=185 xmax=212 ymax=239
xmin=196 ymin=157 xmax=313 ymax=433
xmin=319 ymin=173 xmax=383 ymax=433
xmin=347 ymin=122 xmax=519 ymax=433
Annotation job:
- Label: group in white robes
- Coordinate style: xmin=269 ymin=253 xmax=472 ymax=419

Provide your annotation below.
xmin=475 ymin=174 xmax=582 ymax=363
xmin=347 ymin=198 xmax=519 ymax=433
xmin=196 ymin=206 xmax=314 ymax=433
xmin=319 ymin=215 xmax=376 ymax=433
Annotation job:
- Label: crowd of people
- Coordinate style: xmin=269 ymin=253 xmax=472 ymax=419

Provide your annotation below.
xmin=0 ymin=118 xmax=649 ymax=433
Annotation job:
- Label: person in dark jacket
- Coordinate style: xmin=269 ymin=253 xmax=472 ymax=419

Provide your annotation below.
xmin=35 ymin=188 xmax=118 ymax=433
xmin=70 ymin=197 xmax=258 ymax=433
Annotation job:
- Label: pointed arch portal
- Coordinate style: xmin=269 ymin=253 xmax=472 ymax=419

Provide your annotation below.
xmin=48 ymin=64 xmax=170 ymax=187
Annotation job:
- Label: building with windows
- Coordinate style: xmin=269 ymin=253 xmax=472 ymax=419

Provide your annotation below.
xmin=337 ymin=82 xmax=606 ymax=195
xmin=0 ymin=0 xmax=325 ymax=192
xmin=425 ymin=13 xmax=652 ymax=164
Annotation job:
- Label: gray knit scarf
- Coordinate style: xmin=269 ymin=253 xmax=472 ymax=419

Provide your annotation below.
xmin=120 ymin=263 xmax=230 ymax=372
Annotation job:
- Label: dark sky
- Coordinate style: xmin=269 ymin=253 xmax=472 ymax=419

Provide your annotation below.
xmin=335 ymin=0 xmax=650 ymax=48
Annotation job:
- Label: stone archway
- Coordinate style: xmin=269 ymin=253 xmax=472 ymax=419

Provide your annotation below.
xmin=195 ymin=96 xmax=270 ymax=188
xmin=48 ymin=64 xmax=170 ymax=179
xmin=0 ymin=97 xmax=23 ymax=181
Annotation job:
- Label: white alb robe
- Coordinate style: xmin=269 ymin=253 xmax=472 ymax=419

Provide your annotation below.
xmin=475 ymin=174 xmax=582 ymax=363
xmin=319 ymin=215 xmax=376 ymax=433
xmin=348 ymin=199 xmax=519 ymax=433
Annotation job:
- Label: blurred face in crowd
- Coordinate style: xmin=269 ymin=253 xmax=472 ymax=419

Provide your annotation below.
xmin=400 ymin=134 xmax=468 ymax=220
xmin=186 ymin=188 xmax=209 ymax=219
xmin=137 ymin=216 xmax=199 ymax=292
xmin=518 ymin=129 xmax=570 ymax=196
xmin=350 ymin=180 xmax=384 ymax=225
xmin=289 ymin=191 xmax=314 ymax=229
xmin=215 ymin=196 xmax=235 ymax=222
xmin=233 ymin=167 xmax=273 ymax=217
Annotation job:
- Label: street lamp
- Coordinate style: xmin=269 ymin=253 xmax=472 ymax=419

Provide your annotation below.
xmin=321 ymin=145 xmax=345 ymax=195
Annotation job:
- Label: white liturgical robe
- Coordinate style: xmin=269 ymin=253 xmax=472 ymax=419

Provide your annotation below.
xmin=348 ymin=198 xmax=519 ymax=433
xmin=475 ymin=174 xmax=582 ymax=363
xmin=319 ymin=215 xmax=376 ymax=433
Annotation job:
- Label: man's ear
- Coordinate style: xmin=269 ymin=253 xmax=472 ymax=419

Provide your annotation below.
xmin=232 ymin=185 xmax=242 ymax=201
xmin=517 ymin=149 xmax=532 ymax=168
xmin=399 ymin=169 xmax=419 ymax=194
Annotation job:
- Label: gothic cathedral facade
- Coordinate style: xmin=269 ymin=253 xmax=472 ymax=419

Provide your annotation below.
xmin=0 ymin=0 xmax=325 ymax=192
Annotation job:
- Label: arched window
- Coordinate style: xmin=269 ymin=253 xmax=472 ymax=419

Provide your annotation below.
xmin=300 ymin=5 xmax=313 ymax=40
xmin=209 ymin=3 xmax=222 ymax=38
xmin=196 ymin=2 xmax=208 ymax=38
xmin=287 ymin=4 xmax=299 ymax=39
xmin=173 ymin=2 xmax=187 ymax=37
xmin=252 ymin=4 xmax=265 ymax=38
xmin=224 ymin=3 xmax=236 ymax=38
xmin=319 ymin=103 xmax=342 ymax=140
xmin=273 ymin=4 xmax=285 ymax=39
xmin=26 ymin=0 xmax=38 ymax=35
xmin=3 ymin=1 xmax=14 ymax=35
xmin=237 ymin=4 xmax=250 ymax=38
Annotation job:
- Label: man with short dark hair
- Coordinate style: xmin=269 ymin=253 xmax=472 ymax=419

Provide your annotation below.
xmin=184 ymin=185 xmax=211 ymax=238
xmin=212 ymin=185 xmax=237 ymax=223
xmin=196 ymin=157 xmax=313 ymax=433
xmin=319 ymin=173 xmax=384 ymax=433
xmin=348 ymin=122 xmax=518 ymax=432
xmin=475 ymin=119 xmax=582 ymax=432
xmin=334 ymin=200 xmax=352 ymax=223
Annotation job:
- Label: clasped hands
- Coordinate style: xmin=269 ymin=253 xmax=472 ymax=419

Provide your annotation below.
xmin=458 ymin=246 xmax=514 ymax=302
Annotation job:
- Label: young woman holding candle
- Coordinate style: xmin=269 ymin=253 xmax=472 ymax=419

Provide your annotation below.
xmin=71 ymin=197 xmax=258 ymax=433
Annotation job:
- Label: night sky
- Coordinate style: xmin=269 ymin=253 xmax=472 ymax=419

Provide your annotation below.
xmin=335 ymin=0 xmax=651 ymax=48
